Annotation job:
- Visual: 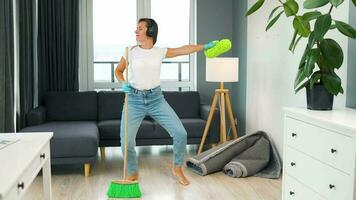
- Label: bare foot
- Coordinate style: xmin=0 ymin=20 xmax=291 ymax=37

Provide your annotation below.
xmin=172 ymin=166 xmax=190 ymax=186
xmin=126 ymin=173 xmax=139 ymax=181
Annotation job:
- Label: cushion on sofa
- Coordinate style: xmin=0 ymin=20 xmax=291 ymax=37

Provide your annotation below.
xmin=98 ymin=91 xmax=126 ymax=120
xmin=45 ymin=91 xmax=97 ymax=121
xmin=162 ymin=91 xmax=200 ymax=118
xmin=98 ymin=119 xmax=155 ymax=140
xmin=20 ymin=121 xmax=99 ymax=158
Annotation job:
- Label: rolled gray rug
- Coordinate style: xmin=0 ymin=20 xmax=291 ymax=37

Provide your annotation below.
xmin=186 ymin=131 xmax=282 ymax=179
xmin=223 ymin=136 xmax=270 ymax=177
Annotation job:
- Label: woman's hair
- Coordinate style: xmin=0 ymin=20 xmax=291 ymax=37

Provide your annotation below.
xmin=138 ymin=18 xmax=158 ymax=45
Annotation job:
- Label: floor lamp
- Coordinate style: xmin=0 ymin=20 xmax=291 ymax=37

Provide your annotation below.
xmin=198 ymin=57 xmax=239 ymax=154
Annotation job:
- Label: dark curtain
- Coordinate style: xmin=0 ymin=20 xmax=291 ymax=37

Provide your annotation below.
xmin=0 ymin=0 xmax=15 ymax=132
xmin=18 ymin=0 xmax=35 ymax=129
xmin=38 ymin=0 xmax=79 ymax=104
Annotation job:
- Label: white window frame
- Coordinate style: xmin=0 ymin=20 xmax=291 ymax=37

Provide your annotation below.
xmin=79 ymin=0 xmax=197 ymax=91
xmin=79 ymin=0 xmax=94 ymax=91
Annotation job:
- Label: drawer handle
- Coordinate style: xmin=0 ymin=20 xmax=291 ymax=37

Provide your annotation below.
xmin=289 ymin=191 xmax=295 ymax=195
xmin=330 ymin=148 xmax=337 ymax=154
xmin=290 ymin=162 xmax=296 ymax=167
xmin=40 ymin=153 xmax=46 ymax=159
xmin=291 ymin=133 xmax=297 ymax=137
xmin=329 ymin=184 xmax=335 ymax=189
xmin=17 ymin=182 xmax=25 ymax=190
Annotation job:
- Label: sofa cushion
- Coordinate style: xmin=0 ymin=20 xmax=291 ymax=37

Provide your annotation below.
xmin=163 ymin=91 xmax=200 ymax=118
xmin=45 ymin=91 xmax=97 ymax=121
xmin=98 ymin=119 xmax=155 ymax=140
xmin=20 ymin=121 xmax=99 ymax=158
xmin=98 ymin=91 xmax=125 ymax=120
xmin=154 ymin=118 xmax=206 ymax=138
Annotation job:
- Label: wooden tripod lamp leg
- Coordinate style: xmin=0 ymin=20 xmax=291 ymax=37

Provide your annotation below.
xmin=220 ymin=92 xmax=227 ymax=143
xmin=219 ymin=95 xmax=223 ymax=144
xmin=225 ymin=92 xmax=238 ymax=139
xmin=198 ymin=92 xmax=219 ymax=154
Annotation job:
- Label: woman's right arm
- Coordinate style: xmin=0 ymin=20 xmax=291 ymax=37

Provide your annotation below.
xmin=115 ymin=56 xmax=127 ymax=83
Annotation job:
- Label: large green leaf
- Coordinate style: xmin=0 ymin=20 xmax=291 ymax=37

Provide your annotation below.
xmin=295 ymin=80 xmax=309 ymax=93
xmin=329 ymin=0 xmax=344 ymax=7
xmin=330 ymin=24 xmax=337 ymax=29
xmin=293 ymin=16 xmax=311 ymax=37
xmin=320 ymin=39 xmax=344 ymax=69
xmin=284 ymin=0 xmax=299 ymax=17
xmin=268 ymin=6 xmax=282 ymax=21
xmin=314 ymin=14 xmax=331 ymax=40
xmin=299 ymin=43 xmax=312 ymax=68
xmin=302 ymin=11 xmax=322 ymax=21
xmin=289 ymin=31 xmax=298 ymax=51
xmin=305 ymin=48 xmax=321 ymax=76
xmin=317 ymin=55 xmax=330 ymax=71
xmin=307 ymin=31 xmax=316 ymax=49
xmin=294 ymin=65 xmax=308 ymax=89
xmin=335 ymin=20 xmax=356 ymax=39
xmin=292 ymin=35 xmax=303 ymax=53
xmin=303 ymin=0 xmax=329 ymax=9
xmin=309 ymin=71 xmax=322 ymax=89
xmin=321 ymin=71 xmax=343 ymax=95
xmin=353 ymin=0 xmax=356 ymax=7
xmin=266 ymin=11 xmax=284 ymax=31
xmin=246 ymin=0 xmax=265 ymax=16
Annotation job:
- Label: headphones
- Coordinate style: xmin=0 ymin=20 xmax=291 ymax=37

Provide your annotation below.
xmin=145 ymin=19 xmax=157 ymax=37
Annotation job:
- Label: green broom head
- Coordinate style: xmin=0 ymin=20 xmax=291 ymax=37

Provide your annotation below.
xmin=107 ymin=180 xmax=142 ymax=198
xmin=204 ymin=39 xmax=232 ymax=58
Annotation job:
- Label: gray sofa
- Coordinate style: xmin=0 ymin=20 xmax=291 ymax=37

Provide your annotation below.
xmin=20 ymin=91 xmax=220 ymax=176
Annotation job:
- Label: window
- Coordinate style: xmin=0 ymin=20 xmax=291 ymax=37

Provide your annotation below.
xmin=151 ymin=0 xmax=190 ymax=86
xmin=89 ymin=0 xmax=196 ymax=91
xmin=92 ymin=0 xmax=136 ymax=89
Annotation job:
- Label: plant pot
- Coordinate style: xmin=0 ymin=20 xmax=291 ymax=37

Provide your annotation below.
xmin=306 ymin=84 xmax=334 ymax=110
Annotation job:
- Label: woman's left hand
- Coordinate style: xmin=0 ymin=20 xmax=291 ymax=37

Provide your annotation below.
xmin=204 ymin=40 xmax=218 ymax=50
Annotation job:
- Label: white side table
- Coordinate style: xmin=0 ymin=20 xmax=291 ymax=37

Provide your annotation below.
xmin=0 ymin=132 xmax=53 ymax=200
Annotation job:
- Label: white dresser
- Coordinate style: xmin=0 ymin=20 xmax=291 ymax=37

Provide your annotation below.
xmin=0 ymin=132 xmax=53 ymax=200
xmin=282 ymin=108 xmax=356 ymax=200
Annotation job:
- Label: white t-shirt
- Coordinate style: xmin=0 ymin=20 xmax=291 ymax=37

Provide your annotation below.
xmin=123 ymin=45 xmax=167 ymax=90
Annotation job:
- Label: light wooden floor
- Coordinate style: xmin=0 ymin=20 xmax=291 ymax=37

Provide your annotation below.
xmin=23 ymin=145 xmax=282 ymax=200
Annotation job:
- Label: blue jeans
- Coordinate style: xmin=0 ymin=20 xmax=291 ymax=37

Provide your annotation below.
xmin=120 ymin=86 xmax=187 ymax=174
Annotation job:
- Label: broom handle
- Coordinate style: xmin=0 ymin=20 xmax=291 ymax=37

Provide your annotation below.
xmin=123 ymin=47 xmax=129 ymax=180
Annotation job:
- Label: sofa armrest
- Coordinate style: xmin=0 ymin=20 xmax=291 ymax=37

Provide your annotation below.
xmin=200 ymin=104 xmax=220 ymax=143
xmin=26 ymin=106 xmax=47 ymax=126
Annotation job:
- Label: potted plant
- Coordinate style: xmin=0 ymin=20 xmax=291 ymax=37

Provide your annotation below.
xmin=246 ymin=0 xmax=356 ymax=110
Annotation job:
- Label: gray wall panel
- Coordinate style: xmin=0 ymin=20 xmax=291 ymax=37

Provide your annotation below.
xmin=346 ymin=1 xmax=356 ymax=109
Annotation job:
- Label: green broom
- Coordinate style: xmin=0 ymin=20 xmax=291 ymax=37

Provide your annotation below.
xmin=107 ymin=47 xmax=142 ymax=198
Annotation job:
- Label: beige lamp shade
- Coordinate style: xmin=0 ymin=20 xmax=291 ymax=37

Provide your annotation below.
xmin=206 ymin=57 xmax=239 ymax=82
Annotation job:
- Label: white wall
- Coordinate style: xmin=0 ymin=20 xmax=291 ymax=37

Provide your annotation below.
xmin=246 ymin=0 xmax=349 ymax=154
